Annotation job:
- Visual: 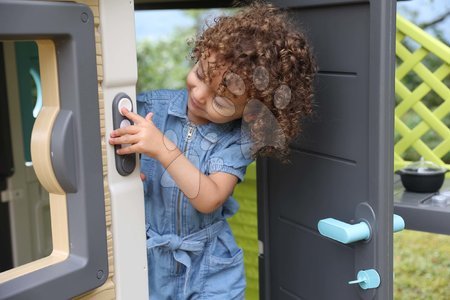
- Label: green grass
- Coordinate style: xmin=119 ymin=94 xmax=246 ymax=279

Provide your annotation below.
xmin=394 ymin=230 xmax=450 ymax=300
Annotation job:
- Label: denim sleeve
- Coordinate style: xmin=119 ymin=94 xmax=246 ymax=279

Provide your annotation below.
xmin=136 ymin=91 xmax=153 ymax=118
xmin=207 ymin=131 xmax=254 ymax=183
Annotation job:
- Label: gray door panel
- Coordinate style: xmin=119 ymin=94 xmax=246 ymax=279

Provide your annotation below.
xmin=273 ymin=221 xmax=357 ymax=299
xmin=259 ymin=0 xmax=396 ymax=299
xmin=290 ymin=4 xmax=369 ymax=161
xmin=270 ymin=152 xmax=366 ymax=230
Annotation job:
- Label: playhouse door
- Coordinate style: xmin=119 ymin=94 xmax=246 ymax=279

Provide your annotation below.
xmin=258 ymin=0 xmax=396 ymax=299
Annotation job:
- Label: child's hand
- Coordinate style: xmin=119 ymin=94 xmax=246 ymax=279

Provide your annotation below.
xmin=109 ymin=108 xmax=173 ymax=160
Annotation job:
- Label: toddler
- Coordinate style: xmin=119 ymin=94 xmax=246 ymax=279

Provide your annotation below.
xmin=109 ymin=1 xmax=316 ymax=299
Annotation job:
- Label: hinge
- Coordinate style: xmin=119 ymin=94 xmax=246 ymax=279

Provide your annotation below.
xmin=1 ymin=189 xmax=25 ymax=203
xmin=258 ymin=240 xmax=264 ymax=256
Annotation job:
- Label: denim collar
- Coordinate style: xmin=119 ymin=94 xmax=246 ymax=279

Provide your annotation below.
xmin=168 ymin=89 xmax=239 ymax=142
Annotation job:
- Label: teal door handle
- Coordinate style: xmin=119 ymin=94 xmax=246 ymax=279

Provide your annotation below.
xmin=318 ymin=214 xmax=405 ymax=244
xmin=393 ymin=214 xmax=405 ymax=232
xmin=318 ymin=218 xmax=370 ymax=244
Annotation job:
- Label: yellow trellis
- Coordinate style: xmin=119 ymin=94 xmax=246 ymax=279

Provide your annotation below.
xmin=394 ymin=15 xmax=450 ymax=175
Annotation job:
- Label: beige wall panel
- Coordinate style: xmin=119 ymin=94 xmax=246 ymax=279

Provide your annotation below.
xmin=69 ymin=0 xmax=116 ymax=298
xmin=99 ymin=0 xmax=148 ymax=298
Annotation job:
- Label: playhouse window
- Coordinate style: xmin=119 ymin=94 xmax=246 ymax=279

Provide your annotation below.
xmin=0 ymin=41 xmax=52 ymax=273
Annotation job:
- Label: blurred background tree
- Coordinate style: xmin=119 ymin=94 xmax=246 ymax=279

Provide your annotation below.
xmin=136 ymin=18 xmax=194 ymax=93
xmin=398 ymin=0 xmax=450 ymax=45
xmin=136 ymin=9 xmax=234 ymax=93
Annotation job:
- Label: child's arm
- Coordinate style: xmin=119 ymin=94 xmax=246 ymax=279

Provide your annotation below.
xmin=109 ymin=108 xmax=238 ymax=213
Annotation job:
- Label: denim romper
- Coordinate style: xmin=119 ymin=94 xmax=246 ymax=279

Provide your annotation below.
xmin=137 ymin=89 xmax=254 ymax=299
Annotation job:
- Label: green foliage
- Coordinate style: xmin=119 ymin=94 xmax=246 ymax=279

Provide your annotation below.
xmin=136 ymin=9 xmax=237 ymax=94
xmin=136 ymin=29 xmax=194 ymax=93
xmin=136 ymin=9 xmax=210 ymax=93
xmin=394 ymin=230 xmax=450 ymax=299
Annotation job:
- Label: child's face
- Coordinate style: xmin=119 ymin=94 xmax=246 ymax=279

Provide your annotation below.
xmin=186 ymin=53 xmax=248 ymax=125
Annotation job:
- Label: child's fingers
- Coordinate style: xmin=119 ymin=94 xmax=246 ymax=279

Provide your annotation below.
xmin=109 ymin=134 xmax=139 ymax=146
xmin=145 ymin=112 xmax=154 ymax=122
xmin=121 ymin=107 xmax=145 ymax=123
xmin=110 ymin=125 xmax=139 ymax=137
xmin=140 ymin=172 xmax=146 ymax=181
xmin=116 ymin=144 xmax=138 ymax=155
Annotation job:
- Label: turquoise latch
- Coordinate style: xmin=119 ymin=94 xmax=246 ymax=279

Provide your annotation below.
xmin=317 ymin=214 xmax=405 ymax=244
xmin=348 ymin=269 xmax=381 ymax=290
xmin=393 ymin=214 xmax=405 ymax=232
xmin=317 ymin=218 xmax=370 ymax=244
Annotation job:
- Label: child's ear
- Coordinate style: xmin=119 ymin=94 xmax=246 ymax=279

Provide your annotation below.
xmin=243 ymin=111 xmax=257 ymax=123
xmin=243 ymin=98 xmax=262 ymax=123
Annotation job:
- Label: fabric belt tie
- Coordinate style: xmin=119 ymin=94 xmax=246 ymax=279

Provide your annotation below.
xmin=147 ymin=220 xmax=226 ymax=295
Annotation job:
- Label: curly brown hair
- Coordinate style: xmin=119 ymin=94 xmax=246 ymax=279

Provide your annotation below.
xmin=191 ymin=1 xmax=317 ymax=161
